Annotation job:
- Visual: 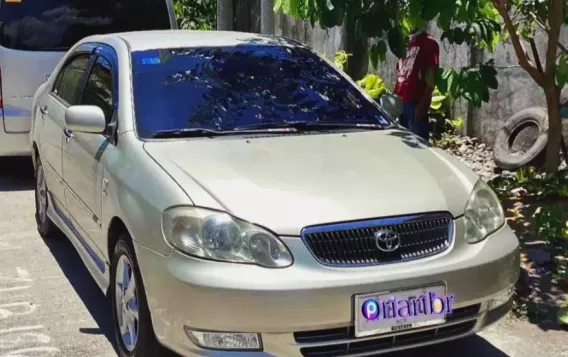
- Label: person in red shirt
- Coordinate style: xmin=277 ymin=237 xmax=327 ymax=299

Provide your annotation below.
xmin=394 ymin=27 xmax=440 ymax=141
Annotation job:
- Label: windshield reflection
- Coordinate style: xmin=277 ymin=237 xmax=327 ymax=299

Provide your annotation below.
xmin=131 ymin=44 xmax=392 ymax=138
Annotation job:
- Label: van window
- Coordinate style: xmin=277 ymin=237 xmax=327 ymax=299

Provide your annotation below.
xmin=0 ymin=0 xmax=171 ymax=51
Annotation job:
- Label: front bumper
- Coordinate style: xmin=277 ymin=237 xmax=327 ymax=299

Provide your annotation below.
xmin=134 ymin=218 xmax=520 ymax=357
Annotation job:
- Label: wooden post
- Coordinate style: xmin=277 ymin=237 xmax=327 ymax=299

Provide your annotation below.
xmin=260 ymin=0 xmax=274 ymax=35
xmin=217 ymin=0 xmax=234 ymax=31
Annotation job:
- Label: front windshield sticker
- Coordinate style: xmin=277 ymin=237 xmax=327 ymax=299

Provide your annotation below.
xmin=141 ymin=57 xmax=161 ymax=65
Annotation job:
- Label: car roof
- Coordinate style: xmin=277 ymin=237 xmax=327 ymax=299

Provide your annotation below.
xmin=89 ymin=30 xmax=300 ymax=52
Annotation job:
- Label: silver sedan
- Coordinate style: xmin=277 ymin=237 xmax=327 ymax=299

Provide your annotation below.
xmin=29 ymin=30 xmax=520 ymax=357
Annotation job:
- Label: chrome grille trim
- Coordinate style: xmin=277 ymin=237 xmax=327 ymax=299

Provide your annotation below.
xmin=301 ymin=212 xmax=455 ymax=267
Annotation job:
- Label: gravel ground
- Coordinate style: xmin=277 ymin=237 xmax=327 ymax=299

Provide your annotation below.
xmin=440 ymin=136 xmax=499 ymax=181
xmin=440 ymin=136 xmax=566 ymax=180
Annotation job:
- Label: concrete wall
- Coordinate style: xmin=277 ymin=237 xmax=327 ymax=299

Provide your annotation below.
xmin=474 ymin=28 xmax=568 ymax=145
xmin=235 ymin=7 xmax=568 ymax=146
xmin=273 ymin=12 xmax=345 ymax=59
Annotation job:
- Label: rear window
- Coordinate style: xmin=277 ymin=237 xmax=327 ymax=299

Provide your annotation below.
xmin=0 ymin=0 xmax=172 ymax=51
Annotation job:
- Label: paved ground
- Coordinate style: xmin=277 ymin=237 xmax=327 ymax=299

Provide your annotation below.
xmin=0 ymin=157 xmax=566 ymax=357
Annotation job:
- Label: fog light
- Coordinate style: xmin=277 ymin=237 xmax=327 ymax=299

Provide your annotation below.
xmin=489 ymin=285 xmax=515 ymax=310
xmin=184 ymin=328 xmax=262 ymax=351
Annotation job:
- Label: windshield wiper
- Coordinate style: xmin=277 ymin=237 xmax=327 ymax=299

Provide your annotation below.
xmin=152 ymin=127 xmax=300 ymax=138
xmin=152 ymin=128 xmax=230 ymax=138
xmin=234 ymin=121 xmax=384 ymax=131
xmin=152 ymin=121 xmax=384 ymax=138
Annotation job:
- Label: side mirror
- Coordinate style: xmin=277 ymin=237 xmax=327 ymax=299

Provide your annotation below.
xmin=65 ymin=105 xmax=106 ymax=134
xmin=377 ymin=93 xmax=403 ymax=120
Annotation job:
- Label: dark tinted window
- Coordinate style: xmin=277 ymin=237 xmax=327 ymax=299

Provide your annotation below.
xmin=53 ymin=54 xmax=90 ymax=105
xmin=82 ymin=56 xmax=113 ymax=124
xmin=131 ymin=45 xmax=392 ymax=138
xmin=0 ymin=0 xmax=171 ymax=51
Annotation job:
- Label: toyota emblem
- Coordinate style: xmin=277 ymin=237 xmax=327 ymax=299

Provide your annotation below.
xmin=374 ymin=229 xmax=401 ymax=252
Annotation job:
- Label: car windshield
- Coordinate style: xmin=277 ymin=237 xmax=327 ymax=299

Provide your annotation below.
xmin=131 ymin=43 xmax=393 ymax=138
xmin=0 ymin=0 xmax=171 ymax=51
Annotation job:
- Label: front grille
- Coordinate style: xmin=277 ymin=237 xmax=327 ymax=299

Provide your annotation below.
xmin=293 ymin=304 xmax=480 ymax=344
xmin=301 ymin=213 xmax=453 ymax=267
xmin=298 ymin=320 xmax=476 ymax=357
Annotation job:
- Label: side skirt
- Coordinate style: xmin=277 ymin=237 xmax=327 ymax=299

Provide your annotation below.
xmin=46 ymin=192 xmax=110 ymax=295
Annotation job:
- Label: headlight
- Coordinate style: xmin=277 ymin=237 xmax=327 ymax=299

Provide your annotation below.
xmin=464 ymin=180 xmax=505 ymax=243
xmin=162 ymin=206 xmax=293 ymax=268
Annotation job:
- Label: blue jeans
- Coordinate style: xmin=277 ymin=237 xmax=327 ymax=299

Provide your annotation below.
xmin=400 ymin=102 xmax=429 ymax=142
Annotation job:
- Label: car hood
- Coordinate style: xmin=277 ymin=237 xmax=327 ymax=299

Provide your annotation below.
xmin=143 ymin=129 xmax=479 ymax=236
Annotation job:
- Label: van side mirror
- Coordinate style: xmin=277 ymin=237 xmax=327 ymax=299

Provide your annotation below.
xmin=64 ymin=105 xmax=106 ymax=134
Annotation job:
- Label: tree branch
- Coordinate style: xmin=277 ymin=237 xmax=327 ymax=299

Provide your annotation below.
xmin=492 ymin=0 xmax=546 ymax=86
xmin=545 ymin=0 xmax=563 ymax=79
xmin=527 ymin=11 xmax=568 ymax=54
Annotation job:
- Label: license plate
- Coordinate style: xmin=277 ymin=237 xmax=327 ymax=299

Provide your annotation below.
xmin=354 ymin=284 xmax=449 ymax=338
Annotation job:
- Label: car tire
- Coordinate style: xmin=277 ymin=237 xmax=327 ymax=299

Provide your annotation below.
xmin=34 ymin=159 xmax=59 ymax=238
xmin=110 ymin=236 xmax=163 ymax=357
xmin=493 ymin=107 xmax=549 ymax=170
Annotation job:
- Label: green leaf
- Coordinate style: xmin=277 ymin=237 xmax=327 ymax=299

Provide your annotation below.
xmin=441 ymin=30 xmax=452 ymax=44
xmin=320 ymin=8 xmax=339 ymax=27
xmin=432 ymin=95 xmax=448 ymax=103
xmin=422 ymin=5 xmax=440 ymax=21
xmin=447 ymin=70 xmax=459 ymax=95
xmin=369 ymin=44 xmax=379 ymax=70
xmin=557 ymin=305 xmax=568 ymax=326
xmin=453 ymin=27 xmax=465 ymax=45
xmin=274 ymin=0 xmax=284 ymax=12
xmin=430 ymin=101 xmax=443 ymax=110
xmin=377 ymin=40 xmax=387 ymax=62
xmin=388 ymin=26 xmax=405 ymax=58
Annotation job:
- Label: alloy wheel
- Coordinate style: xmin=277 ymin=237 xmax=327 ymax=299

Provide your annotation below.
xmin=115 ymin=255 xmax=140 ymax=352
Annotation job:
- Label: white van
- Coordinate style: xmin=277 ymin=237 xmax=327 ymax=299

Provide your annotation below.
xmin=0 ymin=0 xmax=176 ymax=156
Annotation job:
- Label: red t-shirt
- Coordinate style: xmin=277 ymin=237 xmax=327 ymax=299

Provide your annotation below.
xmin=394 ymin=33 xmax=440 ymax=104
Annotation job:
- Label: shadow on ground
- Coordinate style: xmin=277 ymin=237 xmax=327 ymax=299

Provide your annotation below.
xmin=502 ymin=197 xmax=568 ymax=332
xmin=40 ymin=234 xmax=180 ymax=356
xmin=40 ymin=235 xmax=118 ymax=353
xmin=0 ymin=157 xmax=35 ymax=191
xmin=381 ymin=335 xmax=509 ymax=357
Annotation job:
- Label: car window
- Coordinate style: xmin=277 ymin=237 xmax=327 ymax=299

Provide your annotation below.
xmin=130 ymin=45 xmax=393 ymax=138
xmin=52 ymin=54 xmax=91 ymax=105
xmin=0 ymin=0 xmax=171 ymax=51
xmin=81 ymin=56 xmax=114 ymax=125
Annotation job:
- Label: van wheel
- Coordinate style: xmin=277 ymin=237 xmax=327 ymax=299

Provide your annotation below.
xmin=35 ymin=160 xmax=59 ymax=238
xmin=111 ymin=236 xmax=163 ymax=357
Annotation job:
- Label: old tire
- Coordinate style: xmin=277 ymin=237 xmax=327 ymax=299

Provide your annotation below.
xmin=493 ymin=107 xmax=548 ymax=170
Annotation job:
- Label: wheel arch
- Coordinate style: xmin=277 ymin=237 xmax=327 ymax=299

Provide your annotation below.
xmin=106 ymin=216 xmax=131 ymax=294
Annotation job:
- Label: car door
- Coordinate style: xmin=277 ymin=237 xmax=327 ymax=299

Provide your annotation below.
xmin=39 ymin=50 xmax=94 ymax=211
xmin=62 ymin=47 xmax=117 ymax=252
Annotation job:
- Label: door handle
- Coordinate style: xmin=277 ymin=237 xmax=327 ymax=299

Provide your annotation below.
xmin=63 ymin=128 xmax=73 ymax=142
xmin=40 ymin=105 xmax=48 ymax=115
xmin=102 ymin=178 xmax=109 ymax=196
